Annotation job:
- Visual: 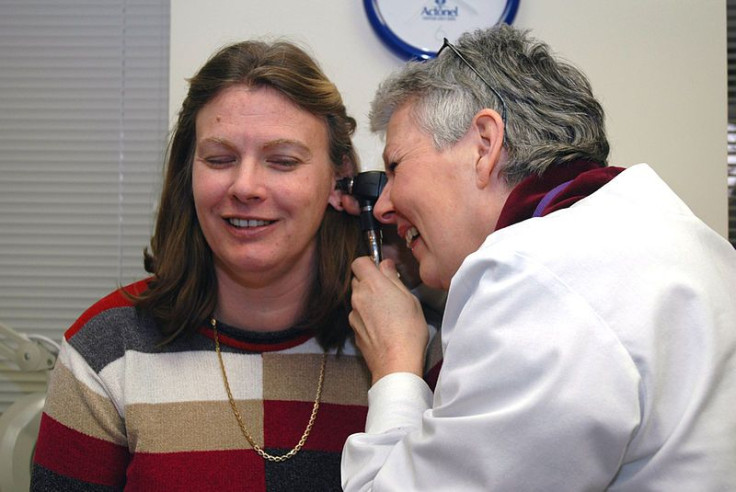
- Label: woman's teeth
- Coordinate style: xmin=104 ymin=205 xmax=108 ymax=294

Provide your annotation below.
xmin=228 ymin=218 xmax=272 ymax=228
xmin=405 ymin=226 xmax=419 ymax=248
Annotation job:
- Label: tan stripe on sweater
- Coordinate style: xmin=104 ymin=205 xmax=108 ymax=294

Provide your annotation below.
xmin=126 ymin=399 xmax=263 ymax=453
xmin=44 ymin=362 xmax=127 ymax=446
xmin=263 ymin=353 xmax=370 ymax=405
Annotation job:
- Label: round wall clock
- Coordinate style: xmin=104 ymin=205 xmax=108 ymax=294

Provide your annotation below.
xmin=364 ymin=0 xmax=520 ymax=60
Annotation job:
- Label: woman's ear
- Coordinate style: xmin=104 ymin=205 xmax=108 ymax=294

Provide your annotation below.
xmin=328 ymin=186 xmax=361 ymax=215
xmin=472 ymin=109 xmax=505 ymax=189
xmin=330 ymin=156 xmax=362 ymax=215
xmin=328 ymin=170 xmax=361 ymax=215
xmin=328 ymin=178 xmax=345 ymax=211
xmin=329 ymin=156 xmax=353 ymax=212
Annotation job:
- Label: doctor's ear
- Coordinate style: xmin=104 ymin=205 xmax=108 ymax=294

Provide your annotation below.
xmin=473 ymin=109 xmax=505 ymax=188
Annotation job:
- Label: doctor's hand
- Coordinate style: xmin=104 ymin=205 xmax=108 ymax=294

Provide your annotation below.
xmin=349 ymin=256 xmax=429 ymax=385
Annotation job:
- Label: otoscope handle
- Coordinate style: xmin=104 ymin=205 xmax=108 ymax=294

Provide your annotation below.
xmin=359 ymin=200 xmax=381 ymax=232
xmin=364 ymin=229 xmax=383 ymax=266
xmin=359 ymin=199 xmax=383 ymax=266
xmin=336 ymin=171 xmax=387 ymax=267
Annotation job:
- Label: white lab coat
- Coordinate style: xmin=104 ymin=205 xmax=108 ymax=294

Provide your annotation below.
xmin=342 ymin=164 xmax=736 ymax=491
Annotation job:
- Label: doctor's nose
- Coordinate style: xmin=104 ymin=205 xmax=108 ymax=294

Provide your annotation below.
xmin=374 ymin=181 xmax=396 ymax=225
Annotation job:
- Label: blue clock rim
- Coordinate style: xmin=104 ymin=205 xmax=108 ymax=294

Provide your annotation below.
xmin=364 ymin=0 xmax=520 ymax=60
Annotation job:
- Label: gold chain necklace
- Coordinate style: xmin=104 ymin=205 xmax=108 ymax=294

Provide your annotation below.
xmin=211 ymin=318 xmax=327 ymax=462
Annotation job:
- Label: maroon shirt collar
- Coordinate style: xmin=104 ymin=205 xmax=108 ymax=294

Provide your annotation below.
xmin=495 ymin=160 xmax=624 ymax=231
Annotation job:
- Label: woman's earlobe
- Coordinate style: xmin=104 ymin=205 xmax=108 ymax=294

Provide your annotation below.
xmin=327 ymin=186 xmax=362 ymax=215
xmin=337 ymin=193 xmax=361 ymax=216
xmin=328 ymin=188 xmax=344 ymax=211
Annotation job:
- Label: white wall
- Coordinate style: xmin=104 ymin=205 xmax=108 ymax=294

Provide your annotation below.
xmin=170 ymin=0 xmax=727 ymax=236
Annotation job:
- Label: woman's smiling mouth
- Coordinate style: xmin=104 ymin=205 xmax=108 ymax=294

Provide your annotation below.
xmin=227 ymin=218 xmax=275 ymax=228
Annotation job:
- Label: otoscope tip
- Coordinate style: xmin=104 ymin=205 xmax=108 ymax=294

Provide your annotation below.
xmin=336 ymin=177 xmax=354 ymax=193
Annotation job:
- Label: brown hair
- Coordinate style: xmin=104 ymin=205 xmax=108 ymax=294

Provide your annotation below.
xmin=134 ymin=40 xmax=360 ymax=349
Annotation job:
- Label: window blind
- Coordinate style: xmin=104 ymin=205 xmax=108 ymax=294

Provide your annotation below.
xmin=0 ymin=0 xmax=170 ymax=414
xmin=728 ymin=1 xmax=736 ymax=247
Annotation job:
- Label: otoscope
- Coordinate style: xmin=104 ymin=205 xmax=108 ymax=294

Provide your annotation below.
xmin=336 ymin=171 xmax=388 ymax=266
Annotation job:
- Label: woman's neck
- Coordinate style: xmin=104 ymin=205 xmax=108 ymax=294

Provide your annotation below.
xmin=213 ymin=265 xmax=314 ymax=333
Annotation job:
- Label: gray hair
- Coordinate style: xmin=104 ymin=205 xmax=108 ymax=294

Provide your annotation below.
xmin=369 ymin=24 xmax=609 ymax=185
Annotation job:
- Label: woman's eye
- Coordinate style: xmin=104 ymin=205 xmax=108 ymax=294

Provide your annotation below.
xmin=268 ymin=157 xmax=300 ymax=168
xmin=204 ymin=156 xmax=236 ymax=166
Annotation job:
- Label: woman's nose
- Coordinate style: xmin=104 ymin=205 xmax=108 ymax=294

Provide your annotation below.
xmin=229 ymin=161 xmax=266 ymax=202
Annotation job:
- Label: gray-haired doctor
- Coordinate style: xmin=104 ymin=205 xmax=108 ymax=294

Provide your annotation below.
xmin=342 ymin=24 xmax=736 ymax=492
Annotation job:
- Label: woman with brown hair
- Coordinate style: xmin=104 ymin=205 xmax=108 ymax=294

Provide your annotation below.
xmin=32 ymin=40 xmax=369 ymax=491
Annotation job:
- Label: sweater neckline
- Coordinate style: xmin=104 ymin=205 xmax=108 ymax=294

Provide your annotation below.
xmin=198 ymin=319 xmax=315 ymax=353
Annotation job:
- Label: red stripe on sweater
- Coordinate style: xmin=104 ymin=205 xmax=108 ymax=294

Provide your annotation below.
xmin=126 ymin=449 xmax=266 ymax=491
xmin=65 ymin=278 xmax=150 ymax=340
xmin=33 ymin=413 xmax=130 ymax=487
xmin=264 ymin=401 xmax=367 ymax=451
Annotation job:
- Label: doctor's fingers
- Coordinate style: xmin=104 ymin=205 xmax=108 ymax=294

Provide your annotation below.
xmin=350 ymin=274 xmax=401 ymax=318
xmin=378 ymin=259 xmax=407 ymax=290
xmin=351 ymin=256 xmax=400 ymax=281
xmin=351 ymin=255 xmax=378 ymax=280
xmin=351 ymin=262 xmax=405 ymax=302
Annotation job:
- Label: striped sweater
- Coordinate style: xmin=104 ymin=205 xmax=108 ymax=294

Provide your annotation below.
xmin=31 ymin=280 xmax=371 ymax=491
